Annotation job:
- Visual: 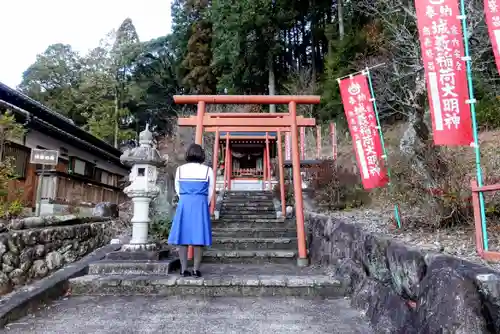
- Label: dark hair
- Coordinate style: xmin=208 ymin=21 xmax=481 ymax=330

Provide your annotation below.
xmin=185 ymin=143 xmax=206 ymax=163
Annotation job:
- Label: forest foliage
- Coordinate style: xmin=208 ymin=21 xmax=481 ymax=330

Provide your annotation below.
xmin=18 ymin=1 xmax=500 ymax=145
xmin=14 ymin=0 xmax=500 ymax=226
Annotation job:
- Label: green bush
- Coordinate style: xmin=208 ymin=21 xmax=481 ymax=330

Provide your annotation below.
xmin=309 ymin=160 xmax=370 ymax=210
xmin=150 ymin=216 xmax=172 ymax=241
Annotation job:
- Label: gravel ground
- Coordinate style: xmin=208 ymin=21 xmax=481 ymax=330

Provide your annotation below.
xmin=324 ymin=207 xmax=500 ymax=272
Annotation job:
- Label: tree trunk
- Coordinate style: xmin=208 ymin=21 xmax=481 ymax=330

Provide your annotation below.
xmin=311 ymin=0 xmax=317 ymax=83
xmin=114 ymin=92 xmax=119 ymax=149
xmin=338 ymin=0 xmax=345 ymax=40
xmin=268 ymin=55 xmax=276 ymax=113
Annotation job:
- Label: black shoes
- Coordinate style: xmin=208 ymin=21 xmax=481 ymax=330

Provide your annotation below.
xmin=180 ymin=270 xmax=202 ymax=277
xmin=181 ymin=270 xmax=192 ymax=277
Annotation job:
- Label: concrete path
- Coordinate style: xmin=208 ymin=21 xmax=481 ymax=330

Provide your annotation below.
xmin=3 ymin=296 xmax=373 ymax=334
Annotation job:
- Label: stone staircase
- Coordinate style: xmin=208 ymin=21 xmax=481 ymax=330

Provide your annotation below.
xmin=68 ymin=191 xmax=343 ymax=298
xmin=207 ymin=191 xmax=298 ymax=264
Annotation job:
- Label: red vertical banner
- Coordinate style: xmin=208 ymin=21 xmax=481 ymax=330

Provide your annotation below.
xmin=339 ymin=74 xmax=389 ymax=189
xmin=300 ymin=127 xmax=306 ymax=160
xmin=485 ymin=0 xmax=500 ymax=75
xmin=316 ymin=125 xmax=322 ymax=159
xmin=285 ymin=133 xmax=291 ymax=160
xmin=330 ymin=123 xmax=337 ymax=160
xmin=415 ymin=0 xmax=473 ymax=146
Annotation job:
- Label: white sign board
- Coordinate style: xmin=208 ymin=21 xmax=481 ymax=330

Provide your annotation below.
xmin=30 ymin=149 xmax=59 ymax=166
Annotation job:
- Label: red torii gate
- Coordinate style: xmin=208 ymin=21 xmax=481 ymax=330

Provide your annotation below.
xmin=174 ymin=95 xmax=320 ymax=266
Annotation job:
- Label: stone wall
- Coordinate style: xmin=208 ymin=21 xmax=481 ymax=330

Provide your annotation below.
xmin=0 ymin=215 xmax=112 ymax=295
xmin=305 ymin=211 xmax=500 ymax=334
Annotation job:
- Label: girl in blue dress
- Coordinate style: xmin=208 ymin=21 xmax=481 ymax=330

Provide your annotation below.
xmin=168 ymin=144 xmax=214 ymax=277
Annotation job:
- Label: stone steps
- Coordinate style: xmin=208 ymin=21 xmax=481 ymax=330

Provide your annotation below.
xmin=212 ymin=227 xmax=297 ymax=238
xmin=212 ymin=237 xmax=297 ymax=250
xmin=69 ymin=264 xmax=343 ymax=298
xmin=222 ymin=199 xmax=273 ymax=205
xmin=88 ymin=259 xmax=180 ymax=276
xmin=219 ymin=213 xmax=278 ymax=220
xmin=213 ymin=218 xmax=287 ymax=224
xmin=224 ymin=195 xmax=273 ymax=201
xmin=221 ymin=202 xmax=275 ymax=208
xmin=212 ymin=222 xmax=291 ymax=229
xmin=203 ymin=249 xmax=296 ymax=264
xmin=221 ymin=209 xmax=276 ymax=214
xmin=220 ymin=208 xmax=276 ymax=213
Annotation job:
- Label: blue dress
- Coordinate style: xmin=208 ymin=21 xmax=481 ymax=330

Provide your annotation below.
xmin=168 ymin=163 xmax=213 ymax=246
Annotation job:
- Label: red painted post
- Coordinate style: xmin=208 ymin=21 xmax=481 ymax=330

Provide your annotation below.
xmin=195 ymin=101 xmax=206 ymax=145
xmin=190 ymin=101 xmax=206 ymax=261
xmin=265 ymin=132 xmax=271 ymax=190
xmin=210 ymin=129 xmax=220 ymax=214
xmin=262 ymin=146 xmax=267 ymax=190
xmin=228 ymin=150 xmax=232 ymax=190
xmin=277 ymin=130 xmax=286 ymax=216
xmin=224 ymin=134 xmax=230 ymax=190
xmin=316 ymin=125 xmax=321 ymax=159
xmin=471 ymin=180 xmax=485 ymax=255
xmin=289 ymin=101 xmax=308 ymax=266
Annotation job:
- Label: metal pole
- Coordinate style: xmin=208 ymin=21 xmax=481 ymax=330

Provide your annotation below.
xmin=335 ymin=63 xmax=386 ymax=81
xmin=35 ymin=165 xmax=45 ymax=216
xmin=459 ymin=3 xmax=488 ymax=250
xmin=364 ymin=69 xmax=402 ymax=229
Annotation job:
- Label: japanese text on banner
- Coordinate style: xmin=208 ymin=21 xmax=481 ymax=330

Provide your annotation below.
xmin=415 ymin=0 xmax=473 ymax=146
xmin=300 ymin=127 xmax=306 ymax=160
xmin=485 ymin=0 xmax=500 ymax=75
xmin=285 ymin=133 xmax=291 ymax=161
xmin=339 ymin=74 xmax=388 ymax=190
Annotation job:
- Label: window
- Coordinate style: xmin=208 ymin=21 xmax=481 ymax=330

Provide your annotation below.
xmin=59 ymin=147 xmax=68 ymax=158
xmin=100 ymin=170 xmax=110 ymax=185
xmin=73 ymin=159 xmax=86 ymax=175
xmin=4 ymin=143 xmax=29 ymax=179
xmin=84 ymin=162 xmax=95 ymax=178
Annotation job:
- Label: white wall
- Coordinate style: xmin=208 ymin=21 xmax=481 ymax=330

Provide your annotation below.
xmin=25 ymin=130 xmax=128 ymax=176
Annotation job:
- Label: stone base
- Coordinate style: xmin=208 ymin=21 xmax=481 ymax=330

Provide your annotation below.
xmin=105 ymin=245 xmax=170 ymax=261
xmin=296 ymin=257 xmax=309 ymax=267
xmin=89 ymin=259 xmax=181 ymax=275
xmin=121 ymin=243 xmax=158 ymax=252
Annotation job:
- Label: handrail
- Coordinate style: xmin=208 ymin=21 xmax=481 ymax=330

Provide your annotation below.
xmin=470 ymin=179 xmax=500 ymax=261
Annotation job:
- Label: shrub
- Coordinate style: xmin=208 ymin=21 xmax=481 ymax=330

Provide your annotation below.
xmin=150 ymin=216 xmax=172 ymax=242
xmin=272 ymin=181 xmax=295 ymax=206
xmin=309 ymin=159 xmax=370 ymax=210
xmin=371 ymin=145 xmax=500 ymax=228
xmin=0 ymin=157 xmax=25 ymax=218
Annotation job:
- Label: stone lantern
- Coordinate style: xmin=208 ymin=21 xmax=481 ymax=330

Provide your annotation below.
xmin=111 ymin=124 xmax=166 ymax=259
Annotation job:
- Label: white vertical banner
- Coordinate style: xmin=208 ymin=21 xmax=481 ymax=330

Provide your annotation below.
xmin=285 ymin=133 xmax=291 ymax=160
xmin=300 ymin=127 xmax=306 ymax=160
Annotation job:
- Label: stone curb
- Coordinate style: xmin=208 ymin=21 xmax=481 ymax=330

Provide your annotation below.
xmin=70 ymin=274 xmax=345 ymax=298
xmin=0 ymin=243 xmax=121 ymax=328
xmin=8 ymin=216 xmax=111 ymax=230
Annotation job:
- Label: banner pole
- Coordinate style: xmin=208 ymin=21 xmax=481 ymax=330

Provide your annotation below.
xmin=335 ymin=63 xmax=386 ymax=81
xmin=364 ymin=68 xmax=402 ymax=229
xmin=459 ymin=2 xmax=488 ymax=250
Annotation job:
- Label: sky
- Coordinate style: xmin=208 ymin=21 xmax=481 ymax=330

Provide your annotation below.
xmin=0 ymin=0 xmax=172 ymax=88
